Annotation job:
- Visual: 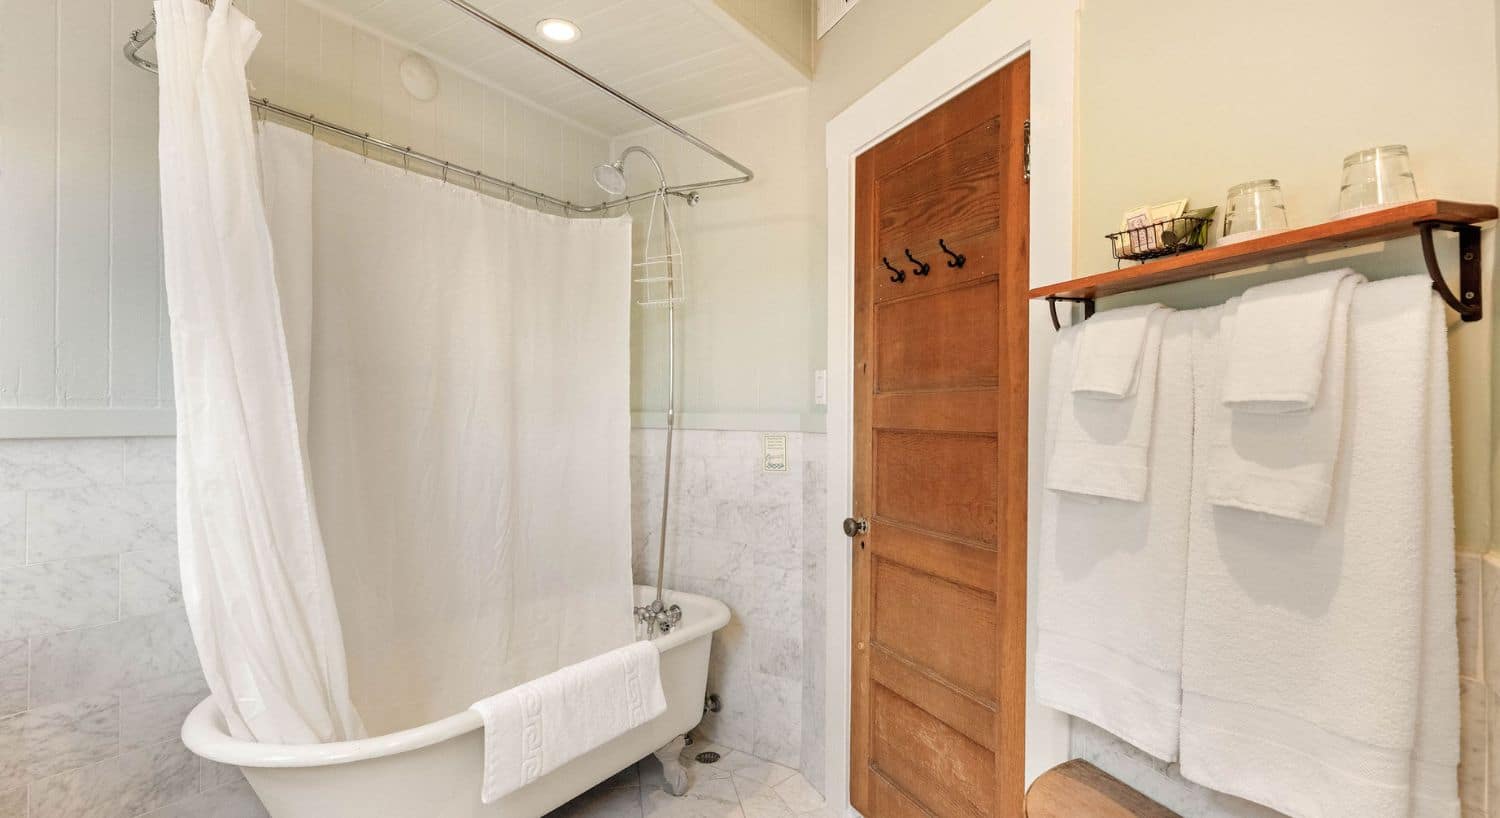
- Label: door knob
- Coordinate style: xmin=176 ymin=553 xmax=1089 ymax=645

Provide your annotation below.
xmin=842 ymin=517 xmax=869 ymax=537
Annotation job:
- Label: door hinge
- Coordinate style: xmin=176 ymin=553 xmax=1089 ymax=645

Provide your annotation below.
xmin=1023 ymin=119 xmax=1032 ymax=182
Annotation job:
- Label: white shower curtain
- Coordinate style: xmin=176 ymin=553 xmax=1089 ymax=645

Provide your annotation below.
xmin=258 ymin=125 xmax=636 ymax=733
xmin=158 ymin=0 xmax=635 ymax=743
xmin=156 ymin=0 xmax=363 ymax=743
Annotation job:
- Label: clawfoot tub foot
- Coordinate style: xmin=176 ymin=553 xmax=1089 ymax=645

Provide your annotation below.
xmin=653 ymin=735 xmax=690 ymax=796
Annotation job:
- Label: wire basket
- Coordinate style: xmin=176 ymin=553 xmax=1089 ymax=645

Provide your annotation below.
xmin=634 ymin=190 xmax=686 ymax=307
xmin=1106 ymin=215 xmax=1213 ymax=264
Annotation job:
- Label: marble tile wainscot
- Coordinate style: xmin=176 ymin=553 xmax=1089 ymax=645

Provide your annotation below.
xmin=0 ymin=437 xmax=267 ymax=818
xmin=631 ymin=429 xmax=819 ymax=770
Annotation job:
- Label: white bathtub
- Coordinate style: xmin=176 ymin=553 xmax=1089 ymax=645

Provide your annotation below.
xmin=182 ymin=586 xmax=730 ymax=818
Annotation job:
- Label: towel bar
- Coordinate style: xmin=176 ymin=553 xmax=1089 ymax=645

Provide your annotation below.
xmin=1046 ymin=295 xmax=1095 ymax=330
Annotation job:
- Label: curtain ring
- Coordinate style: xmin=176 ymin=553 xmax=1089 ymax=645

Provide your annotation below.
xmin=441 ymin=162 xmax=449 ymax=184
xmin=361 ymin=133 xmax=370 ymax=159
xmin=402 ymin=150 xmax=410 ymax=173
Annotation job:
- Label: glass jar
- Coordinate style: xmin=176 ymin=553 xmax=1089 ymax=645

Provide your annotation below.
xmin=1221 ymin=179 xmax=1289 ymax=244
xmin=1338 ymin=145 xmax=1417 ymax=216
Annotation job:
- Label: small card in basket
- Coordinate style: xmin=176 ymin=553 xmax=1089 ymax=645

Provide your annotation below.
xmin=1120 ymin=199 xmax=1189 ymax=254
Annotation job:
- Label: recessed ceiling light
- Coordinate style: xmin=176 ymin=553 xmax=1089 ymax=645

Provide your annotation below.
xmin=536 ymin=18 xmax=580 ymax=43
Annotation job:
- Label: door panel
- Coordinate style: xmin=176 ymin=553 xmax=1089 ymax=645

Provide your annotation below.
xmin=851 ymin=55 xmax=1030 ymax=818
xmin=874 ymin=282 xmax=1000 ymax=392
xmin=872 ymin=685 xmax=996 ymax=818
xmin=872 ymin=560 xmax=998 ymax=698
xmin=871 ymin=645 xmax=997 ymax=750
xmin=873 ymin=430 xmax=998 ymax=543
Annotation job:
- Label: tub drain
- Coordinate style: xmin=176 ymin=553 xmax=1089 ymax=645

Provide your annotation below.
xmin=695 ymin=751 xmax=722 ymax=764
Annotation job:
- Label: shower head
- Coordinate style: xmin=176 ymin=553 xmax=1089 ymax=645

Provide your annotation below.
xmin=592 ymin=146 xmax=667 ymax=198
xmin=593 ymin=161 xmax=628 ymax=196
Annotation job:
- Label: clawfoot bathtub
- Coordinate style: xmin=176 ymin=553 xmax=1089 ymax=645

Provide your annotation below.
xmin=182 ymin=587 xmax=730 ymax=818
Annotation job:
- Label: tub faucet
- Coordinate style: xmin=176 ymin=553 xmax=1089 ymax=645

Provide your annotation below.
xmin=635 ymin=598 xmax=683 ymax=634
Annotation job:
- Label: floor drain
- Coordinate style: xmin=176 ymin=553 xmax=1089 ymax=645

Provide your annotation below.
xmin=695 ymin=751 xmax=721 ymax=764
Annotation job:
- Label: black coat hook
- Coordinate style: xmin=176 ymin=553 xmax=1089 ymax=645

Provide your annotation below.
xmin=882 ymin=257 xmax=906 ymax=283
xmin=905 ymin=249 xmax=931 ymax=276
xmin=939 ymin=238 xmax=966 ymax=268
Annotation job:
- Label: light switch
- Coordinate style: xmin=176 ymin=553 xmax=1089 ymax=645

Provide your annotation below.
xmin=814 ymin=369 xmax=828 ymax=406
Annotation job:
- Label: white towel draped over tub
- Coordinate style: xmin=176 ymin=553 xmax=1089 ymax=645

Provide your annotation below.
xmin=1179 ymin=277 xmax=1459 ymax=818
xmin=470 ymin=641 xmax=667 ymax=804
xmin=1037 ymin=311 xmax=1194 ymax=762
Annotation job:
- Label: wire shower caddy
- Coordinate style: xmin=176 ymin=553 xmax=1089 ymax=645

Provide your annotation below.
xmin=634 ymin=188 xmax=686 ymax=307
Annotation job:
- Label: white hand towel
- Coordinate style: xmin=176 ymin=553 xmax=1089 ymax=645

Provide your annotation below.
xmin=1178 ymin=277 xmax=1458 ymax=818
xmin=1046 ymin=305 xmax=1172 ymax=502
xmin=1072 ymin=303 xmax=1169 ymax=399
xmin=1204 ymin=273 xmax=1359 ymax=525
xmin=1036 ymin=312 xmax=1194 ymax=762
xmin=1222 ymin=269 xmax=1364 ymax=413
xmin=470 ymin=640 xmax=667 ymax=804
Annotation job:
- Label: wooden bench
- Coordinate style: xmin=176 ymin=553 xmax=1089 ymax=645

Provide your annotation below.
xmin=1026 ymin=760 xmax=1182 ymax=817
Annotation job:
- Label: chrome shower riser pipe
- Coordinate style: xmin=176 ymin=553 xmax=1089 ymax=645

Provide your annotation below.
xmin=654 ymin=216 xmax=678 ymax=610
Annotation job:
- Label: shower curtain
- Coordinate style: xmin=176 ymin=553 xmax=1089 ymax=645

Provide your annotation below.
xmin=259 ymin=125 xmax=636 ymax=734
xmin=157 ymin=0 xmax=635 ymax=743
xmin=156 ymin=0 xmax=363 ymax=744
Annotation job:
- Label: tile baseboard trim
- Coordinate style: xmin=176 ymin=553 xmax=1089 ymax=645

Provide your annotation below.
xmin=0 ymin=409 xmax=176 ymax=440
xmin=631 ymin=412 xmax=827 ymax=433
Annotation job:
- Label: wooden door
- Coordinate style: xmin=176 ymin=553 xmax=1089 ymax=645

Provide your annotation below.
xmin=849 ymin=56 xmax=1030 ymax=818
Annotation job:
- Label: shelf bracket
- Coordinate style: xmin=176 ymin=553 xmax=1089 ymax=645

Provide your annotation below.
xmin=1417 ymin=220 xmax=1482 ymax=322
xmin=1046 ymin=295 xmax=1096 ymax=331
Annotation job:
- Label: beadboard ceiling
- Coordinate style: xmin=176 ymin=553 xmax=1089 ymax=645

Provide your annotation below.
xmin=314 ymin=0 xmax=811 ymax=136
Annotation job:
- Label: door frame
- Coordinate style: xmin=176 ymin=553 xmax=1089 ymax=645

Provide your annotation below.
xmin=823 ymin=1 xmax=1078 ymax=813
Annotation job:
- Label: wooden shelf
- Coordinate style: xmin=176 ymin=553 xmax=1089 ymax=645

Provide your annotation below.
xmin=1031 ymin=199 xmax=1498 ymax=302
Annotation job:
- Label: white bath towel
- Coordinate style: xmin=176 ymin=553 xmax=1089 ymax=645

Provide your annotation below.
xmin=1178 ymin=277 xmax=1459 ymax=818
xmin=1036 ymin=312 xmax=1194 ymax=762
xmin=1409 ymin=294 xmax=1461 ymax=817
xmin=1046 ymin=305 xmax=1172 ymax=502
xmin=1205 ymin=272 xmax=1360 ymax=525
xmin=1072 ymin=303 xmax=1169 ymax=399
xmin=470 ymin=641 xmax=667 ymax=804
xmin=1222 ymin=269 xmax=1363 ymax=414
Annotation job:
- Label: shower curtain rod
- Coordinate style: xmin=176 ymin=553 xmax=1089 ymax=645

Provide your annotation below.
xmin=122 ymin=0 xmax=754 ymax=214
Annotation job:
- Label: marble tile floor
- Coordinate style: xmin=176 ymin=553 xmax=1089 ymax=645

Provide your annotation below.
xmin=547 ymin=741 xmax=836 ymax=818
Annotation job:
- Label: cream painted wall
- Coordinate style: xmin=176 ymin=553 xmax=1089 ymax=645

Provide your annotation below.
xmin=1078 ymin=0 xmax=1498 ymax=557
xmin=0 ymin=0 xmax=609 ymax=425
xmin=616 ymin=90 xmax=820 ymax=430
xmin=616 ymin=0 xmax=990 ymax=430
